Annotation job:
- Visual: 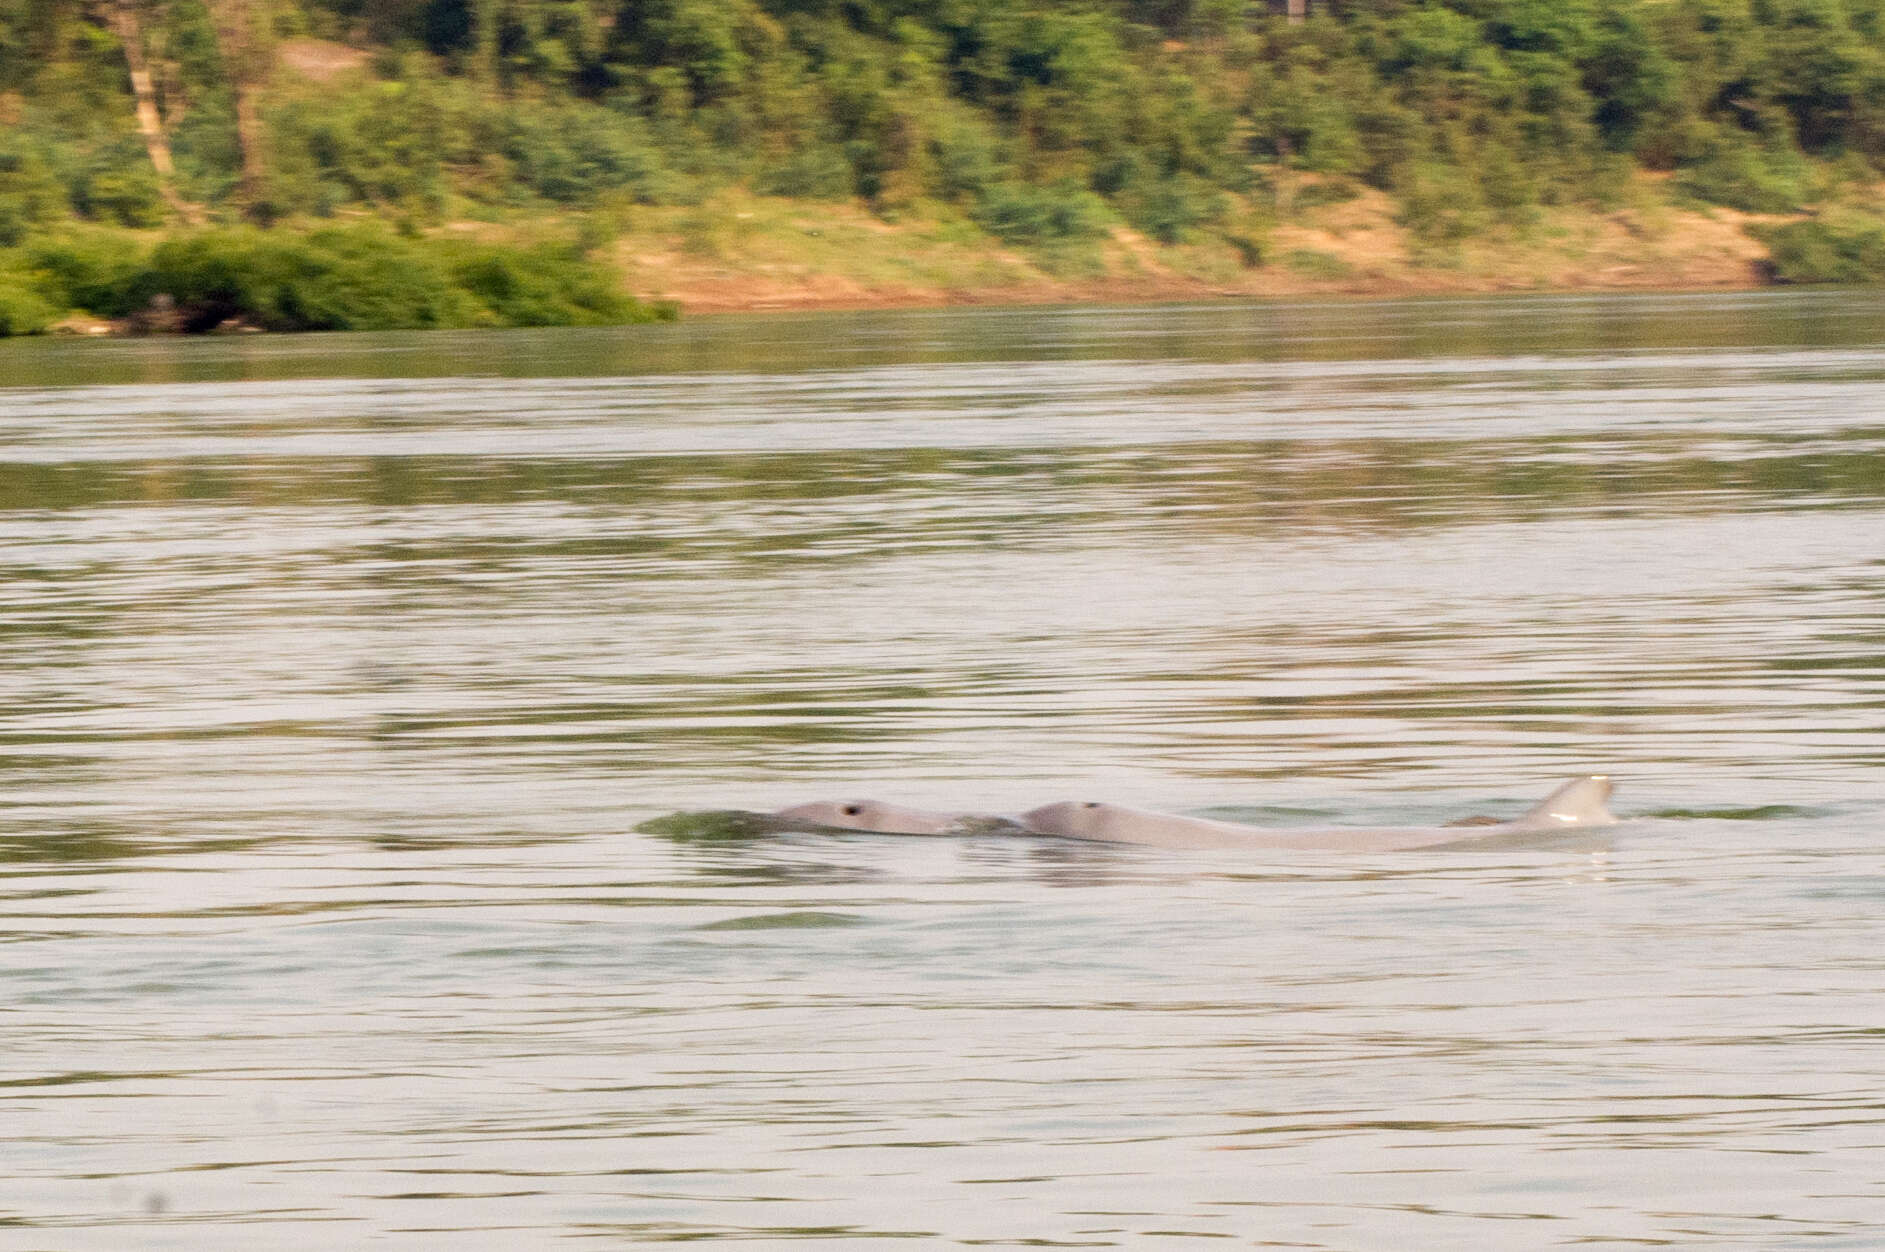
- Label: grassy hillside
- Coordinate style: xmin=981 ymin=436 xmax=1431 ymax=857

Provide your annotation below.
xmin=3 ymin=0 xmax=1884 ymax=332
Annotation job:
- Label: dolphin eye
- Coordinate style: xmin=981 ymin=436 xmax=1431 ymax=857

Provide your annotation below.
xmin=842 ymin=804 xmax=862 ymax=816
xmin=1083 ymin=802 xmax=1100 ymax=809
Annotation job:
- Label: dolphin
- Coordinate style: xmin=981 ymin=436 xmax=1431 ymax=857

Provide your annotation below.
xmin=768 ymin=799 xmax=1022 ymax=836
xmin=1017 ymin=776 xmax=1617 ymax=852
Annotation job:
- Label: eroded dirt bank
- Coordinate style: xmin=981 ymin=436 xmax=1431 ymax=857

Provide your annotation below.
xmin=613 ymin=182 xmax=1780 ymax=316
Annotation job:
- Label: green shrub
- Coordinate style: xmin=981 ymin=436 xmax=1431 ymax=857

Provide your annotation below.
xmin=1478 ymin=144 xmax=1541 ymax=226
xmin=264 ymin=79 xmax=453 ymax=212
xmin=1395 ymin=160 xmax=1488 ymax=247
xmin=71 ymin=161 xmax=168 ymax=228
xmin=133 ymin=228 xmax=472 ymax=331
xmin=928 ymin=111 xmax=1004 ymax=202
xmin=1282 ymin=248 xmax=1353 ymax=279
xmin=499 ymin=103 xmax=670 ymax=204
xmin=1756 ymin=217 xmax=1885 ymax=284
xmin=0 ymin=147 xmax=65 ymax=242
xmin=0 ymin=199 xmax=25 ymax=250
xmin=447 ymin=240 xmax=671 ymax=325
xmin=0 ymin=280 xmax=57 ymax=336
xmin=1293 ymin=178 xmax=1364 ymax=210
xmin=754 ymin=144 xmax=855 ymax=200
xmin=1118 ymin=172 xmax=1225 ymax=244
xmin=971 ymin=181 xmax=1108 ymax=245
xmin=21 ymin=223 xmax=680 ymax=333
xmin=20 ymin=230 xmax=146 ymax=317
xmin=1674 ymin=129 xmax=1814 ymax=213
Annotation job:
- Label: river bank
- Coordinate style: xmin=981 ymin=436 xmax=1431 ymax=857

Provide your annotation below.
xmin=11 ymin=0 xmax=1885 ymax=334
xmin=613 ymin=177 xmax=1784 ymax=316
xmin=8 ymin=174 xmax=1874 ymax=337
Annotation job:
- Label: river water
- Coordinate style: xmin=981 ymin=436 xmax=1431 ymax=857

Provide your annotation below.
xmin=2 ymin=293 xmax=1882 ymax=1249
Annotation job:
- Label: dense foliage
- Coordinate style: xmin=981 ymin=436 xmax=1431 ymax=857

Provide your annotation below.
xmin=1757 ymin=214 xmax=1885 ymax=281
xmin=2 ymin=0 xmax=1883 ymax=332
xmin=0 ymin=224 xmax=676 ymax=331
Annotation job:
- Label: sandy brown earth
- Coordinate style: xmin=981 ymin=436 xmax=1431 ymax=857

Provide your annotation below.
xmin=614 ymin=184 xmax=1782 ymax=316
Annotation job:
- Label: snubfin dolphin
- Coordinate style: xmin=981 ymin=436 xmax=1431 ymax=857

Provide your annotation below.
xmin=1018 ymin=776 xmax=1617 ymax=852
xmin=769 ymin=799 xmax=1020 ymax=836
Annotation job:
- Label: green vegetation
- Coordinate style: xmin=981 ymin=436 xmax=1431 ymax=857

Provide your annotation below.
xmin=3 ymin=0 xmax=1885 ymax=335
xmin=1281 ymin=246 xmax=1351 ymax=278
xmin=1757 ymin=213 xmax=1885 ymax=283
xmin=1 ymin=224 xmax=675 ymax=332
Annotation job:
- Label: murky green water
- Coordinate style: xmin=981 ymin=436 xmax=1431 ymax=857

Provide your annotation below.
xmin=3 ymin=293 xmax=1883 ymax=1249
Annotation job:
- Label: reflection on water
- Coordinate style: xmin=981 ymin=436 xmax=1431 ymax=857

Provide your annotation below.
xmin=2 ymin=292 xmax=1883 ymax=1248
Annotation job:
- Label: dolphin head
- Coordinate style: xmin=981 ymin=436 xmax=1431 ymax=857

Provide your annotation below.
xmin=769 ymin=799 xmax=962 ymax=835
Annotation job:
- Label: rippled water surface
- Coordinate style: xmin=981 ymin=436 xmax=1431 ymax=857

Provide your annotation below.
xmin=3 ymin=293 xmax=1883 ymax=1249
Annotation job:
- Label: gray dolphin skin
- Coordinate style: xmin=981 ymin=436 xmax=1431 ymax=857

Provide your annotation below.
xmin=1017 ymin=776 xmax=1617 ymax=852
xmin=768 ymin=799 xmax=989 ymax=835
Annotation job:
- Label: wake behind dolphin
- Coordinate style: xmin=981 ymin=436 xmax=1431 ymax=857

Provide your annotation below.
xmin=765 ymin=777 xmax=1618 ymax=851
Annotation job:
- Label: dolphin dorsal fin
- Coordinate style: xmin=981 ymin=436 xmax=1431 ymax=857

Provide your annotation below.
xmin=1514 ymin=776 xmax=1615 ymax=828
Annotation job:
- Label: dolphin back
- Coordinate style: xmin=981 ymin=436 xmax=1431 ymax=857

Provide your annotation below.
xmin=1019 ymin=776 xmax=1621 ymax=850
xmin=1505 ymin=775 xmax=1615 ymax=831
xmin=765 ymin=777 xmax=1620 ymax=848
